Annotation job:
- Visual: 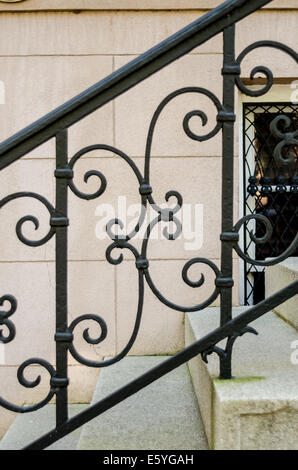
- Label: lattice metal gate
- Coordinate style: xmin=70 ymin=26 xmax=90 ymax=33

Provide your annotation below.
xmin=242 ymin=103 xmax=298 ymax=305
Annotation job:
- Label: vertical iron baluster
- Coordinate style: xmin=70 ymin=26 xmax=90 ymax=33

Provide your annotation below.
xmin=53 ymin=129 xmax=70 ymax=425
xmin=219 ymin=25 xmax=238 ymax=379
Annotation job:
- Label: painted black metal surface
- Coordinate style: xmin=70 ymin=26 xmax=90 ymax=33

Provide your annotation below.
xmin=0 ymin=0 xmax=297 ymax=450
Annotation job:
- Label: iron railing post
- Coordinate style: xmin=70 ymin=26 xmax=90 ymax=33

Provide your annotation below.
xmin=219 ymin=25 xmax=238 ymax=379
xmin=53 ymin=129 xmax=70 ymax=425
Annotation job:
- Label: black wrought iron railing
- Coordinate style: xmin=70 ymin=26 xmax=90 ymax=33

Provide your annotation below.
xmin=0 ymin=0 xmax=297 ymax=450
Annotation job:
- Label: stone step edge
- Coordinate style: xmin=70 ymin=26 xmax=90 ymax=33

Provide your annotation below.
xmin=265 ymin=258 xmax=298 ymax=330
xmin=185 ymin=308 xmax=298 ymax=450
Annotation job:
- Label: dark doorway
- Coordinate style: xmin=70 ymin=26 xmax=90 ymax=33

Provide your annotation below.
xmin=243 ymin=103 xmax=298 ymax=305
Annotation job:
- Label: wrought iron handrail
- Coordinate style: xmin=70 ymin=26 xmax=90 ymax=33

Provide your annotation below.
xmin=0 ymin=0 xmax=297 ymax=450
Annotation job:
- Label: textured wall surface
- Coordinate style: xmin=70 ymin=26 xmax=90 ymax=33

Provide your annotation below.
xmin=0 ymin=0 xmax=297 ymax=10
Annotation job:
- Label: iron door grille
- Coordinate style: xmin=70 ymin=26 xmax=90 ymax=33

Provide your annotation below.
xmin=243 ymin=102 xmax=298 ymax=305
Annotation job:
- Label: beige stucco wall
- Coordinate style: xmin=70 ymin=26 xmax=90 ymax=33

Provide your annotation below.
xmin=0 ymin=0 xmax=296 ymax=10
xmin=0 ymin=3 xmax=297 ymax=436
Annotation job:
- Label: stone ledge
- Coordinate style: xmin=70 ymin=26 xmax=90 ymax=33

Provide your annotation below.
xmin=266 ymin=258 xmax=298 ymax=330
xmin=186 ymin=307 xmax=298 ymax=450
xmin=0 ymin=0 xmax=296 ymax=11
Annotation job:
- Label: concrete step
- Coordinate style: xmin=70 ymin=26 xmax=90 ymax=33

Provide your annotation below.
xmin=77 ymin=356 xmax=208 ymax=450
xmin=186 ymin=308 xmax=298 ymax=450
xmin=266 ymin=258 xmax=298 ymax=329
xmin=0 ymin=404 xmax=88 ymax=450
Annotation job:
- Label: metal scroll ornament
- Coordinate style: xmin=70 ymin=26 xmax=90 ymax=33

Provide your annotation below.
xmin=65 ymin=86 xmax=224 ymax=368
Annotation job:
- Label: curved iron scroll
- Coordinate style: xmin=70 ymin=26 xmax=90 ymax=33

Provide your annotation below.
xmin=0 ymin=192 xmax=56 ymax=247
xmin=0 ymin=357 xmax=56 ymax=414
xmin=229 ymin=41 xmax=298 ymax=266
xmin=0 ymin=86 xmax=227 ymax=407
xmin=0 ymin=295 xmax=17 ymax=344
xmin=65 ymin=87 xmax=225 ymax=368
xmin=235 ymin=41 xmax=298 ymax=97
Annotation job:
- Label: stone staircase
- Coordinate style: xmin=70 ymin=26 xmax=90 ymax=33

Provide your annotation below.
xmin=186 ymin=257 xmax=298 ymax=450
xmin=0 ymin=404 xmax=88 ymax=450
xmin=0 ymin=259 xmax=297 ymax=450
xmin=0 ymin=357 xmax=208 ymax=450
xmin=186 ymin=308 xmax=298 ymax=450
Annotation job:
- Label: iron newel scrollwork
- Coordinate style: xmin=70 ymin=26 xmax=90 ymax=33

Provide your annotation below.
xmin=0 ymin=0 xmax=297 ymax=450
